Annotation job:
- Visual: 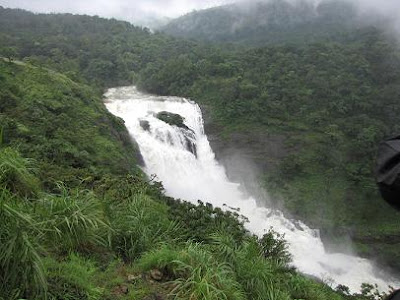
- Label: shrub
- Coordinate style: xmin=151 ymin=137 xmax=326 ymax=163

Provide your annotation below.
xmin=139 ymin=242 xmax=246 ymax=300
xmin=259 ymin=229 xmax=291 ymax=265
xmin=210 ymin=231 xmax=293 ymax=299
xmin=38 ymin=184 xmax=109 ymax=253
xmin=45 ymin=254 xmax=103 ymax=300
xmin=163 ymin=199 xmax=248 ymax=243
xmin=109 ymin=192 xmax=181 ymax=261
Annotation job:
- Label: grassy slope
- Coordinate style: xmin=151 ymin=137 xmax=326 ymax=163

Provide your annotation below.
xmin=0 ymin=7 xmax=396 ymax=298
xmin=0 ymin=60 xmax=141 ymax=187
xmin=0 ymin=46 xmax=372 ymax=300
xmin=135 ymin=31 xmax=400 ymax=271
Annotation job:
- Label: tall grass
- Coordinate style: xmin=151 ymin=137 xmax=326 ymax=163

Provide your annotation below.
xmin=109 ymin=192 xmax=181 ymax=261
xmin=0 ymin=145 xmax=354 ymax=300
xmin=171 ymin=243 xmax=246 ymax=300
xmin=45 ymin=254 xmax=103 ymax=300
xmin=0 ymin=147 xmax=40 ymax=197
xmin=38 ymin=184 xmax=109 ymax=253
xmin=0 ymin=189 xmax=46 ymax=299
xmin=210 ymin=232 xmax=292 ymax=300
xmin=138 ymin=242 xmax=246 ymax=300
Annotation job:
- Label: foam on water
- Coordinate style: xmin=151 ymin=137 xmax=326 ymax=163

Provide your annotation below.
xmin=105 ymin=86 xmax=398 ymax=293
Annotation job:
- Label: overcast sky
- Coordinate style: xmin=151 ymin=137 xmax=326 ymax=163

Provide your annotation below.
xmin=0 ymin=0 xmax=235 ymax=25
xmin=1 ymin=0 xmax=400 ymax=28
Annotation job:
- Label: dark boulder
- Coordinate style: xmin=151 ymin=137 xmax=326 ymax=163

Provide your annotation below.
xmin=140 ymin=119 xmax=151 ymax=131
xmin=156 ymin=111 xmax=189 ymax=130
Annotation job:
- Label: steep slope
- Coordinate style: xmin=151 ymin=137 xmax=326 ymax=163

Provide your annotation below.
xmin=162 ymin=0 xmax=388 ymax=46
xmin=0 ymin=22 xmax=366 ymax=300
xmin=0 ymin=6 xmax=207 ymax=90
xmin=136 ymin=29 xmax=400 ymax=271
xmin=0 ymin=60 xmax=141 ymax=186
xmin=1 ymin=4 xmax=400 ymax=278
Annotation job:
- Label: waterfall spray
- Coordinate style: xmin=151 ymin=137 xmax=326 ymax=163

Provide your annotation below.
xmin=105 ymin=86 xmax=398 ymax=293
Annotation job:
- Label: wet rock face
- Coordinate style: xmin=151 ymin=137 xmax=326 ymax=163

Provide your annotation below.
xmin=140 ymin=119 xmax=151 ymax=131
xmin=179 ymin=127 xmax=197 ymax=157
xmin=155 ymin=111 xmax=198 ymax=157
xmin=156 ymin=111 xmax=189 ymax=130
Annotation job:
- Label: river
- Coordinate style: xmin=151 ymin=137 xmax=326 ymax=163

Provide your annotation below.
xmin=104 ymin=86 xmax=398 ymax=293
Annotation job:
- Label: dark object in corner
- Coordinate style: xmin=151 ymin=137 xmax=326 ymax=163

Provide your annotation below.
xmin=387 ymin=290 xmax=400 ymax=300
xmin=376 ymin=137 xmax=400 ymax=298
xmin=376 ymin=136 xmax=400 ymax=211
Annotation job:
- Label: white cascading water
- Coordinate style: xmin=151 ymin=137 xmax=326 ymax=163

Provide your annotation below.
xmin=105 ymin=86 xmax=398 ymax=293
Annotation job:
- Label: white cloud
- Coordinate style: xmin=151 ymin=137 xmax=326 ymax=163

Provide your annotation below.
xmin=0 ymin=0 xmax=234 ymax=22
xmin=2 ymin=0 xmax=400 ymax=29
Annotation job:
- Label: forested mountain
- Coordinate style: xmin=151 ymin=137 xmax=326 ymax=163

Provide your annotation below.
xmin=138 ymin=26 xmax=400 ymax=270
xmin=162 ymin=0 xmax=392 ymax=46
xmin=1 ymin=4 xmax=400 ymax=298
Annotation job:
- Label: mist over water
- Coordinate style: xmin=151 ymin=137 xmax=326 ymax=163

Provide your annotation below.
xmin=105 ymin=86 xmax=399 ymax=293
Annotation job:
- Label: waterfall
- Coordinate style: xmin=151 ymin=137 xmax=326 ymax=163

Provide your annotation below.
xmin=105 ymin=86 xmax=398 ymax=293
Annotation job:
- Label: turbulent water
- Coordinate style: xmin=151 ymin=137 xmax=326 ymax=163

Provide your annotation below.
xmin=105 ymin=86 xmax=398 ymax=293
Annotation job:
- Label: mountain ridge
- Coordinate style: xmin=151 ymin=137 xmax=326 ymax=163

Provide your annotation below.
xmin=161 ymin=0 xmax=392 ymax=46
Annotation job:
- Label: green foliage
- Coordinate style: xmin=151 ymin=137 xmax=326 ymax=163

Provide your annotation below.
xmin=45 ymin=254 xmax=103 ymax=300
xmin=163 ymin=0 xmax=363 ymax=46
xmin=0 ymin=60 xmax=140 ymax=186
xmin=139 ymin=243 xmax=246 ymax=300
xmin=163 ymin=199 xmax=248 ymax=243
xmin=171 ymin=262 xmax=245 ymax=300
xmin=259 ymin=229 xmax=291 ymax=265
xmin=156 ymin=111 xmax=188 ymax=129
xmin=234 ymin=239 xmax=278 ymax=299
xmin=0 ymin=46 xmax=18 ymax=61
xmin=0 ymin=147 xmax=40 ymax=197
xmin=108 ymin=192 xmax=181 ymax=261
xmin=0 ymin=190 xmax=46 ymax=299
xmin=0 ymin=6 xmax=394 ymax=299
xmin=38 ymin=184 xmax=109 ymax=253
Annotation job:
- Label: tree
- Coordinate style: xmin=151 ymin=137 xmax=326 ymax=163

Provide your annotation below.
xmin=0 ymin=47 xmax=18 ymax=62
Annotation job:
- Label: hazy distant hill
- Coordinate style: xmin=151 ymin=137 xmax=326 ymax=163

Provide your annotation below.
xmin=162 ymin=0 xmax=380 ymax=45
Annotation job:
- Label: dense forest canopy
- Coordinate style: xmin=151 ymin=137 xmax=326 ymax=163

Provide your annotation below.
xmin=161 ymin=0 xmax=365 ymax=46
xmin=161 ymin=0 xmax=399 ymax=46
xmin=1 ymin=2 xmax=400 ymax=298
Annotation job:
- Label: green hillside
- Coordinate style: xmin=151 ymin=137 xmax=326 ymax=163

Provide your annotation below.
xmin=136 ymin=27 xmax=400 ymax=270
xmin=0 ymin=51 xmax=370 ymax=300
xmin=0 ymin=60 xmax=141 ymax=185
xmin=161 ymin=0 xmax=387 ymax=46
xmin=0 ymin=5 xmax=399 ymax=299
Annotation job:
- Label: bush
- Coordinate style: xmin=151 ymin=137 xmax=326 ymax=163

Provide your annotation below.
xmin=45 ymin=254 xmax=103 ymax=300
xmin=109 ymin=192 xmax=181 ymax=261
xmin=38 ymin=184 xmax=109 ymax=253
xmin=163 ymin=199 xmax=248 ymax=243
xmin=259 ymin=229 xmax=291 ymax=265
xmin=139 ymin=242 xmax=246 ymax=300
